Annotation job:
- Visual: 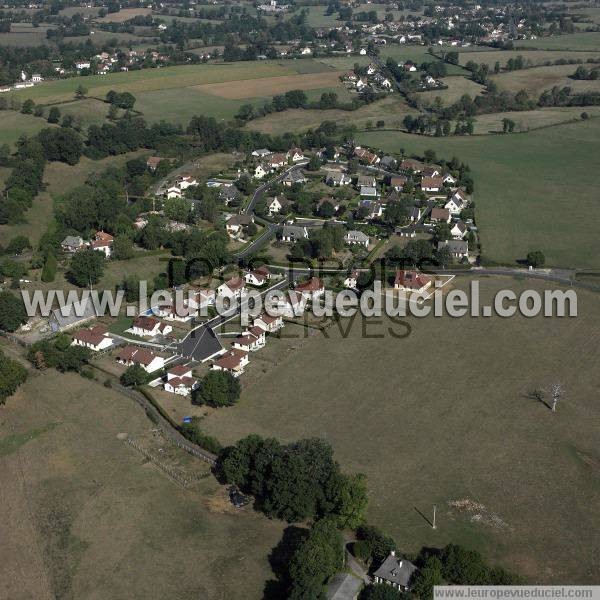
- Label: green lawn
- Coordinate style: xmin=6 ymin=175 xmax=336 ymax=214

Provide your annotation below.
xmin=358 ymin=117 xmax=600 ymax=268
xmin=419 ymin=76 xmax=485 ymax=106
xmin=49 ymin=97 xmax=114 ymax=129
xmin=458 ymin=49 xmax=600 ymax=68
xmin=200 ymin=277 xmax=600 ymax=584
xmin=0 ymin=111 xmax=51 ymax=149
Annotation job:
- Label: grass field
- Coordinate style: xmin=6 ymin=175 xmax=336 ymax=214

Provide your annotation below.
xmin=458 ymin=49 xmax=600 ymax=68
xmin=358 ymin=117 xmax=600 ymax=268
xmin=247 ymin=94 xmax=413 ymax=134
xmin=491 ymin=63 xmax=600 ymax=97
xmin=96 ymin=8 xmax=152 ymax=22
xmin=472 ymin=107 xmax=600 ymax=133
xmin=379 ymin=46 xmax=468 ymax=75
xmin=0 ymin=23 xmax=56 ymax=47
xmin=49 ymin=98 xmax=114 ymax=129
xmin=0 ymin=369 xmax=284 ymax=600
xmin=0 ymin=111 xmax=51 ymax=149
xmin=200 ymin=276 xmax=600 ymax=584
xmin=516 ymin=32 xmax=600 ymax=51
xmin=419 ymin=76 xmax=485 ymax=105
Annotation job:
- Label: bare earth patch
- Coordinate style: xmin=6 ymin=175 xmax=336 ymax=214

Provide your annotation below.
xmin=195 ymin=71 xmax=346 ymax=99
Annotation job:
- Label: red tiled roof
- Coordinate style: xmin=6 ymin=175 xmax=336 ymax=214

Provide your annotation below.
xmin=225 ymin=277 xmax=245 ymax=292
xmin=421 ymin=176 xmax=444 ymax=189
xmin=133 ymin=315 xmax=159 ymax=331
xmin=296 ymin=277 xmax=324 ymax=293
xmin=116 ymin=345 xmax=157 ymax=366
xmin=394 ymin=270 xmax=432 ymax=290
xmin=72 ymin=325 xmax=107 ymax=346
xmin=168 ymin=364 xmax=192 ymax=377
xmin=430 ymin=208 xmax=450 ymax=221
xmin=214 ymin=348 xmax=248 ymax=370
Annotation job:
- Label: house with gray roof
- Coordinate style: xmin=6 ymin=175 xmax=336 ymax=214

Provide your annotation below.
xmin=61 ymin=235 xmax=85 ymax=253
xmin=438 ymin=239 xmax=469 ymax=259
xmin=49 ymin=297 xmax=99 ymax=332
xmin=282 ymin=170 xmax=307 ymax=187
xmin=280 ymin=225 xmax=309 ymax=242
xmin=325 ymin=171 xmax=352 ymax=186
xmin=373 ymin=551 xmax=418 ymax=592
xmin=344 ymin=230 xmax=370 ymax=247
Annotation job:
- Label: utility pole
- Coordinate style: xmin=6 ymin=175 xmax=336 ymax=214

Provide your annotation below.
xmin=432 ymin=505 xmax=437 ymax=530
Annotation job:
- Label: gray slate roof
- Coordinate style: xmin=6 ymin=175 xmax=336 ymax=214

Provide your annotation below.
xmin=281 ymin=225 xmax=308 ymax=241
xmin=345 ymin=230 xmax=370 ymax=243
xmin=373 ymin=553 xmax=418 ymax=588
xmin=50 ymin=297 xmax=98 ymax=331
xmin=439 ymin=239 xmax=468 ymax=253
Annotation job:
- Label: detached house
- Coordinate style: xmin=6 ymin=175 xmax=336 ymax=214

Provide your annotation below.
xmin=445 ymin=193 xmax=465 ymax=215
xmin=344 ymin=230 xmax=370 ymax=247
xmin=295 ymin=277 xmax=325 ymax=299
xmin=451 ymin=220 xmax=467 ymax=239
xmin=130 ymin=316 xmax=172 ymax=337
xmin=166 ymin=186 xmax=182 ymax=199
xmin=268 ymin=196 xmax=287 ymax=215
xmin=164 ymin=365 xmax=199 ymax=396
xmin=254 ymin=164 xmax=268 ymax=179
xmin=71 ymin=325 xmax=113 ymax=352
xmin=217 ymin=277 xmax=246 ymax=299
xmin=357 ymin=174 xmax=376 ymax=188
xmin=146 ymin=156 xmax=163 ymax=172
xmin=438 ymin=239 xmax=469 ymax=259
xmin=211 ymin=348 xmax=249 ymax=377
xmin=354 ymin=147 xmax=380 ymax=165
xmin=61 ymin=235 xmax=85 ymax=253
xmin=373 ymin=551 xmax=418 ymax=592
xmin=90 ymin=231 xmax=114 ymax=258
xmin=394 ymin=270 xmax=432 ymax=294
xmin=281 ymin=170 xmax=307 ymax=187
xmin=245 ymin=266 xmax=271 ymax=287
xmin=429 ymin=207 xmax=451 ymax=223
xmin=226 ymin=214 xmax=254 ymax=239
xmin=154 ymin=302 xmax=197 ymax=322
xmin=325 ymin=171 xmax=352 ymax=187
xmin=232 ymin=326 xmax=266 ymax=352
xmin=254 ymin=312 xmax=284 ymax=332
xmin=389 ymin=176 xmax=407 ymax=191
xmin=421 ymin=176 xmax=444 ymax=193
xmin=359 ymin=199 xmax=384 ymax=220
xmin=281 ymin=225 xmax=309 ymax=243
xmin=287 ymin=147 xmax=305 ymax=162
xmin=116 ymin=346 xmax=165 ymax=373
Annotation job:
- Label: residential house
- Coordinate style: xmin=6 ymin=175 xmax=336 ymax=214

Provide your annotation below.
xmin=226 ymin=214 xmax=254 ymax=239
xmin=71 ymin=325 xmax=113 ymax=352
xmin=49 ymin=298 xmax=98 ymax=332
xmin=268 ymin=196 xmax=288 ymax=215
xmin=380 ymin=155 xmax=398 ymax=170
xmin=267 ymin=290 xmax=306 ymax=317
xmin=366 ymin=63 xmax=378 ymax=75
xmin=245 ymin=266 xmax=271 ymax=286
xmin=154 ymin=302 xmax=197 ymax=322
xmin=354 ymin=147 xmax=380 ymax=165
xmin=116 ymin=345 xmax=165 ymax=373
xmin=252 ymin=148 xmax=271 ymax=158
xmin=451 ymin=220 xmax=467 ymax=239
xmin=253 ymin=312 xmax=284 ymax=332
xmin=164 ymin=365 xmax=199 ymax=396
xmin=254 ymin=164 xmax=268 ymax=179
xmin=188 ymin=288 xmax=216 ymax=311
xmin=409 ymin=207 xmax=422 ymax=222
xmin=61 ymin=235 xmax=85 ymax=253
xmin=287 ymin=147 xmax=305 ymax=162
xmin=146 ymin=156 xmax=163 ymax=171
xmin=394 ymin=270 xmax=432 ymax=294
xmin=219 ymin=185 xmax=240 ymax=205
xmin=325 ymin=171 xmax=352 ymax=187
xmin=403 ymin=61 xmax=417 ymax=72
xmin=421 ymin=176 xmax=444 ymax=192
xmin=90 ymin=230 xmax=114 ymax=258
xmin=344 ymin=230 xmax=370 ymax=247
xmin=400 ymin=159 xmax=422 ymax=173
xmin=130 ymin=316 xmax=172 ymax=337
xmin=445 ymin=193 xmax=465 ymax=215
xmin=280 ymin=225 xmax=308 ymax=243
xmin=442 ymin=173 xmax=457 ymax=185
xmin=389 ymin=176 xmax=408 ymax=191
xmin=373 ymin=551 xmax=418 ymax=592
xmin=281 ymin=169 xmax=307 ymax=187
xmin=360 ymin=186 xmax=379 ymax=199
xmin=177 ymin=175 xmax=198 ymax=190
xmin=232 ymin=326 xmax=266 ymax=352
xmin=295 ymin=277 xmax=325 ymax=299
xmin=217 ymin=277 xmax=246 ymax=299
xmin=166 ymin=186 xmax=182 ymax=199
xmin=211 ymin=348 xmax=249 ymax=377
xmin=357 ymin=174 xmax=376 ymax=188
xmin=267 ymin=153 xmax=287 ymax=170
xmin=438 ymin=239 xmax=469 ymax=259
xmin=359 ymin=199 xmax=384 ymax=219
xmin=429 ymin=207 xmax=451 ymax=223
xmin=422 ymin=166 xmax=441 ymax=178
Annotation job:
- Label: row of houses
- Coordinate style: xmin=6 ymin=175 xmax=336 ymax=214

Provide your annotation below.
xmin=252 ymin=147 xmax=306 ymax=180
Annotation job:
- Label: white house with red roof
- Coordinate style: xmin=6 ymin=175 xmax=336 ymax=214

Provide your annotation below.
xmin=232 ymin=326 xmax=266 ymax=352
xmin=244 ymin=266 xmax=272 ymax=287
xmin=187 ymin=288 xmax=216 ymax=311
xmin=217 ymin=277 xmax=246 ymax=299
xmin=267 ymin=290 xmax=306 ymax=318
xmin=295 ymin=277 xmax=325 ymax=299
xmin=154 ymin=302 xmax=197 ymax=322
xmin=253 ymin=312 xmax=284 ymax=332
xmin=394 ymin=270 xmax=432 ymax=294
xmin=71 ymin=325 xmax=113 ymax=351
xmin=211 ymin=348 xmax=249 ymax=377
xmin=130 ymin=315 xmax=173 ymax=337
xmin=163 ymin=365 xmax=199 ymax=396
xmin=115 ymin=346 xmax=165 ymax=373
xmin=90 ymin=231 xmax=114 ymax=258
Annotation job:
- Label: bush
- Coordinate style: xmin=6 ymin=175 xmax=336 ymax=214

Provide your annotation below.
xmin=0 ymin=291 xmax=27 ymax=332
xmin=0 ymin=349 xmax=28 ymax=403
xmin=120 ymin=364 xmax=149 ymax=386
xmin=192 ymin=370 xmax=241 ymax=407
xmin=41 ymin=252 xmax=57 ymax=282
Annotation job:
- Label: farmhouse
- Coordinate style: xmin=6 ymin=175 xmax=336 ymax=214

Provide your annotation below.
xmin=429 ymin=208 xmax=451 ymax=223
xmin=438 ymin=239 xmax=469 ymax=259
xmin=130 ymin=316 xmax=172 ymax=337
xmin=344 ymin=230 xmax=370 ymax=247
xmin=373 ymin=551 xmax=418 ymax=592
xmin=281 ymin=225 xmax=309 ymax=243
xmin=164 ymin=365 xmax=199 ymax=396
xmin=394 ymin=270 xmax=432 ymax=293
xmin=211 ymin=348 xmax=249 ymax=377
xmin=116 ymin=346 xmax=165 ymax=373
xmin=71 ymin=325 xmax=113 ymax=352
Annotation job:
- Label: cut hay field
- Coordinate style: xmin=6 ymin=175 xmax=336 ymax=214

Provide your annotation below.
xmin=201 ymin=276 xmax=600 ymax=584
xmin=0 ymin=369 xmax=284 ymax=600
xmin=195 ymin=70 xmax=346 ymax=99
xmin=516 ymin=32 xmax=600 ymax=51
xmin=49 ymin=97 xmax=114 ymax=129
xmin=491 ymin=63 xmax=600 ymax=97
xmin=458 ymin=49 xmax=600 ymax=68
xmin=419 ymin=76 xmax=485 ymax=105
xmin=96 ymin=7 xmax=152 ymax=22
xmin=247 ymin=94 xmax=413 ymax=134
xmin=358 ymin=117 xmax=600 ymax=268
xmin=472 ymin=107 xmax=600 ymax=133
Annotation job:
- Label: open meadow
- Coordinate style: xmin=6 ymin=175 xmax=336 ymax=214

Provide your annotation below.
xmin=458 ymin=49 xmax=600 ymax=68
xmin=419 ymin=76 xmax=485 ymax=105
xmin=358 ymin=117 xmax=600 ymax=269
xmin=0 ymin=369 xmax=284 ymax=600
xmin=516 ymin=32 xmax=600 ymax=51
xmin=0 ymin=111 xmax=53 ymax=149
xmin=200 ymin=276 xmax=600 ymax=584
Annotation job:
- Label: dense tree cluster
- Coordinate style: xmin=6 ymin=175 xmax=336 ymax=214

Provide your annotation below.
xmin=27 ymin=334 xmax=91 ymax=373
xmin=0 ymin=291 xmax=27 ymax=333
xmin=192 ymin=370 xmax=240 ymax=407
xmin=0 ymin=349 xmax=27 ymax=403
xmin=216 ymin=434 xmax=368 ymax=525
